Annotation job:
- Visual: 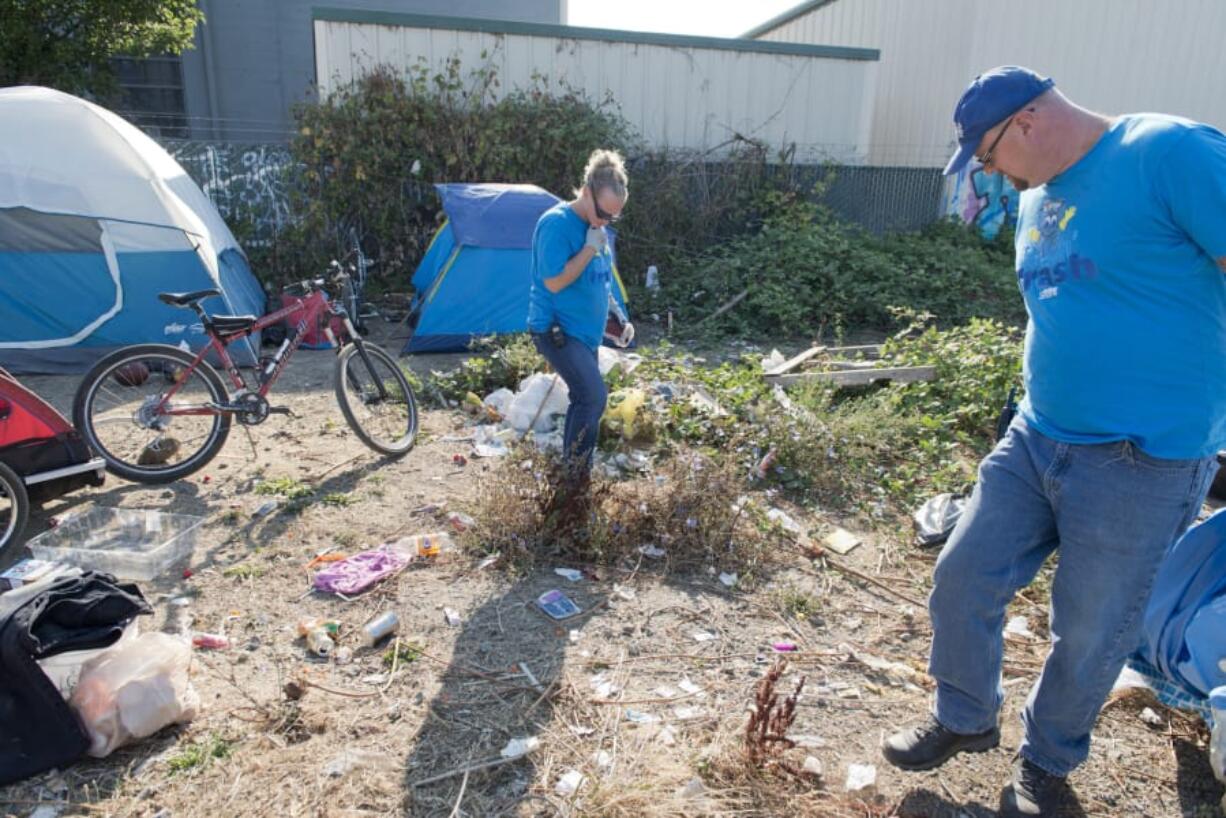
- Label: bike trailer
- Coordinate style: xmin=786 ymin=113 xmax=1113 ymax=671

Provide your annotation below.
xmin=0 ymin=369 xmax=104 ymax=504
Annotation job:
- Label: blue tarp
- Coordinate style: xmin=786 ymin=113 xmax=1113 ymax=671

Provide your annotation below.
xmin=1136 ymin=509 xmax=1226 ymax=699
xmin=405 ymin=183 xmax=630 ymax=354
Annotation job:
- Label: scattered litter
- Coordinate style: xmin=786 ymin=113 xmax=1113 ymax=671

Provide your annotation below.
xmin=322 ymin=748 xmax=385 ymax=777
xmin=555 ymin=769 xmax=585 ymax=796
xmin=773 ymin=641 xmax=798 ymax=652
xmin=691 ymin=630 xmax=717 ymax=643
xmin=443 ymin=607 xmax=462 ymax=627
xmin=823 ymin=526 xmax=861 ymax=555
xmin=334 ymin=646 xmax=354 ymax=665
xmin=761 ymin=349 xmax=786 ymax=372
xmin=1139 ymin=707 xmax=1164 ymax=727
xmin=673 ymin=705 xmax=702 ymax=720
xmin=678 ymin=678 xmax=704 ymax=696
xmin=845 ymin=645 xmax=927 ymax=688
xmin=554 ymin=567 xmax=583 ymax=582
xmin=589 ymin=673 xmax=617 ymax=699
xmin=678 ymin=777 xmax=706 ymax=798
xmin=766 ymin=508 xmax=802 ymax=535
xmin=718 ymin=571 xmax=738 ymax=588
xmin=657 ymin=724 xmax=678 ymax=746
xmin=361 ymin=611 xmax=399 ymax=647
xmin=190 ymin=632 xmax=229 ymax=650
xmin=477 ymin=553 xmax=500 ymax=570
xmin=483 ymin=388 xmax=514 ymax=419
xmin=501 ymin=736 xmax=540 ymax=759
xmin=791 ymin=734 xmax=826 ymax=748
xmin=507 ymin=373 xmax=570 ymax=433
xmin=388 ymin=531 xmax=454 ymax=560
xmin=446 ymin=512 xmax=476 ymax=532
xmin=28 ymin=807 xmax=60 ymax=818
xmin=612 ymin=584 xmax=637 ymax=602
xmin=254 ymin=500 xmax=278 ymax=517
xmin=803 ymin=756 xmax=824 ymax=776
xmin=845 ymin=763 xmax=877 ymax=794
xmin=169 ymin=596 xmax=192 ymax=607
xmin=844 ymin=616 xmax=864 ymax=631
xmin=568 ymin=629 xmax=581 ymax=643
xmin=654 ymin=685 xmax=679 ymax=699
xmin=913 ymin=493 xmax=968 ymax=547
xmin=594 ymin=749 xmax=614 ymax=771
xmin=569 ymin=725 xmax=595 ymax=737
xmin=753 ymin=447 xmax=778 ymax=480
xmin=313 ymin=547 xmax=409 ymax=596
xmin=299 ymin=619 xmax=337 ymax=657
xmin=637 ymin=544 xmax=666 ymax=559
xmin=451 ymin=453 xmax=467 ymax=467
xmin=625 ymin=708 xmax=659 ymax=724
xmin=537 ymin=589 xmax=581 ymax=620
xmin=1005 ymin=616 xmax=1036 ymax=639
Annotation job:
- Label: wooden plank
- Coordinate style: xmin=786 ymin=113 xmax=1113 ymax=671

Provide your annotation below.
xmin=764 ymin=344 xmax=827 ymax=377
xmin=823 ymin=344 xmax=882 ymax=358
xmin=698 ymin=289 xmax=749 ymax=324
xmin=767 ymin=365 xmax=936 ymax=387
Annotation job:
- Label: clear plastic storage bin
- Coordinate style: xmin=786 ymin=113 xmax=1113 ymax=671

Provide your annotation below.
xmin=27 ymin=508 xmax=205 ymax=581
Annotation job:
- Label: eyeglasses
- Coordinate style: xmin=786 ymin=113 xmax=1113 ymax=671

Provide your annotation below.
xmin=977 ymin=116 xmax=1014 ymax=170
xmin=589 ymin=183 xmax=622 ymax=223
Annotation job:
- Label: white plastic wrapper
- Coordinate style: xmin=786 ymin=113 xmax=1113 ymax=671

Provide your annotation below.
xmin=506 ymin=373 xmax=569 ymax=433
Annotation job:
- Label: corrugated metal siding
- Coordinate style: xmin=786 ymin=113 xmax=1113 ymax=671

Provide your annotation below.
xmin=314 ymin=19 xmax=877 ymax=161
xmin=756 ymin=0 xmax=1226 ymax=168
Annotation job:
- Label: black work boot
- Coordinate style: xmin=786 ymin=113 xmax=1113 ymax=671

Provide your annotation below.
xmin=881 ymin=716 xmax=1000 ymax=771
xmin=1001 ymin=755 xmax=1068 ymax=817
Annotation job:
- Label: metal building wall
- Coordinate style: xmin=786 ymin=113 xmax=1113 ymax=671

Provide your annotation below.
xmin=750 ymin=0 xmax=1226 ymax=168
xmin=312 ymin=11 xmax=881 ymax=162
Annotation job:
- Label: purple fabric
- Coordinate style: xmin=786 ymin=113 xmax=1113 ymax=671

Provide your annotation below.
xmin=312 ymin=548 xmax=408 ymax=595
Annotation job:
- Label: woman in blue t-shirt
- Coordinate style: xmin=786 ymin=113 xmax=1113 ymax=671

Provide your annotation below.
xmin=526 ymin=149 xmax=632 ymax=497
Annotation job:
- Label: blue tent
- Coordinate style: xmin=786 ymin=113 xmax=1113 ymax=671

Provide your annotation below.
xmin=403 ymin=183 xmax=630 ymax=354
xmin=0 ymin=87 xmax=264 ymax=373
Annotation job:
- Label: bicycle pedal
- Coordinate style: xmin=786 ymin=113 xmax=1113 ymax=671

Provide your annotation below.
xmin=267 ymin=406 xmax=295 ymax=417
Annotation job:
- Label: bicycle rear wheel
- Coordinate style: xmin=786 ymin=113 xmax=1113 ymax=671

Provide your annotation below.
xmin=334 ymin=341 xmax=418 ymax=456
xmin=73 ymin=345 xmax=231 ymax=483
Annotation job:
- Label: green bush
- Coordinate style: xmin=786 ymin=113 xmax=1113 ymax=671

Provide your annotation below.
xmin=272 ymin=62 xmax=635 ymax=288
xmin=658 ymin=193 xmax=1025 ymax=338
xmin=425 ymin=334 xmax=547 ymax=403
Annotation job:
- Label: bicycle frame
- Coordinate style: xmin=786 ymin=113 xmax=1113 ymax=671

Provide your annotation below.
xmin=157 ymin=287 xmax=355 ymax=418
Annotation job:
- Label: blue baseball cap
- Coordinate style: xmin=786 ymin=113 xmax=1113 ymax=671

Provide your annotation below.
xmin=943 ymin=66 xmax=1055 ymax=175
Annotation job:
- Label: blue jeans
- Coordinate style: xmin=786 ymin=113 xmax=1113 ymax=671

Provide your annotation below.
xmin=531 ymin=332 xmax=607 ymax=478
xmin=929 ymin=417 xmax=1218 ymax=776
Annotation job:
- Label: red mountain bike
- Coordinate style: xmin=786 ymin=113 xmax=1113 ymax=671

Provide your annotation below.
xmin=73 ymin=268 xmax=418 ymax=484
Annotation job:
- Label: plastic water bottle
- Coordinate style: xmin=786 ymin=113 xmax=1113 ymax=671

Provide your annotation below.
xmin=388 ymin=532 xmax=454 ymax=559
xmin=645 ymin=265 xmax=660 ymax=291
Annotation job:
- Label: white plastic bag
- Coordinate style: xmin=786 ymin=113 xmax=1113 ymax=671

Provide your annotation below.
xmin=69 ymin=632 xmax=199 ymax=757
xmin=483 ymin=387 xmax=515 ymax=420
xmin=507 ymin=373 xmax=569 ymax=433
xmin=1210 ymin=685 xmax=1226 ymax=810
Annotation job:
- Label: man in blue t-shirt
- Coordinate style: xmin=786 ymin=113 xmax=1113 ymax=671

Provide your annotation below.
xmin=881 ymin=67 xmax=1226 ymax=816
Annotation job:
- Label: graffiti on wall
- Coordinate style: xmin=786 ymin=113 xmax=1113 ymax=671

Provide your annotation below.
xmin=167 ymin=142 xmax=296 ymax=244
xmin=943 ymin=162 xmax=1019 ymax=239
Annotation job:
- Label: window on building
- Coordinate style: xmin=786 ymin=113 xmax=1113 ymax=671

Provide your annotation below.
xmin=113 ymin=55 xmax=188 ymax=139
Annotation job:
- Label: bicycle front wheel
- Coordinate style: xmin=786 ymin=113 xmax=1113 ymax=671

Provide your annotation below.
xmin=334 ymin=342 xmax=418 ymax=456
xmin=0 ymin=461 xmax=30 ymax=561
xmin=73 ymin=344 xmax=232 ymax=483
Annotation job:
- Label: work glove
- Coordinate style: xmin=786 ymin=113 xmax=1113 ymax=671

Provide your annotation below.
xmin=616 ymin=321 xmax=635 ymax=348
xmin=585 ymin=226 xmax=608 ymax=252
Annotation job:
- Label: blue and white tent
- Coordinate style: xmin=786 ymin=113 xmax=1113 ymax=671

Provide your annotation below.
xmin=0 ymin=87 xmax=265 ymax=373
xmin=403 ymin=183 xmax=630 ymax=354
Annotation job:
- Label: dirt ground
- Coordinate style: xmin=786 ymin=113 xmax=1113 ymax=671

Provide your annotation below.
xmin=1 ymin=325 xmax=1223 ymax=818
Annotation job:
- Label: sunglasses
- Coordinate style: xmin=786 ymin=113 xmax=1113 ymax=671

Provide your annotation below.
xmin=976 ymin=116 xmax=1014 ymax=170
xmin=589 ymin=183 xmax=622 ymax=223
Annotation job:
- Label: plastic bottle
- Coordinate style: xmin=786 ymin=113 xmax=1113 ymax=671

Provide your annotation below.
xmin=388 ymin=532 xmax=454 ymax=560
xmin=296 ymin=618 xmax=339 ymax=658
xmin=645 ymin=265 xmax=660 ymax=291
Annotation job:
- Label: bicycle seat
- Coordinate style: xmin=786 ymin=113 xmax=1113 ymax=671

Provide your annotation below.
xmin=212 ymin=314 xmax=257 ymax=334
xmin=158 ymin=289 xmax=221 ymax=307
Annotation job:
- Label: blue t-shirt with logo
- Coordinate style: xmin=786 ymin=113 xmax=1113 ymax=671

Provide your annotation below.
xmin=526 ymin=203 xmax=612 ymax=351
xmin=1015 ymin=114 xmax=1226 ymax=459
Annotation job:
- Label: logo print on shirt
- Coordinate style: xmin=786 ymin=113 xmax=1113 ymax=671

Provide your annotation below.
xmin=1018 ymin=196 xmax=1095 ymax=296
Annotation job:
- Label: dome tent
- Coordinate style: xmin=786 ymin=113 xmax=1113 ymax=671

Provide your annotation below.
xmin=0 ymin=86 xmax=265 ymax=373
xmin=403 ymin=183 xmax=630 ymax=353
